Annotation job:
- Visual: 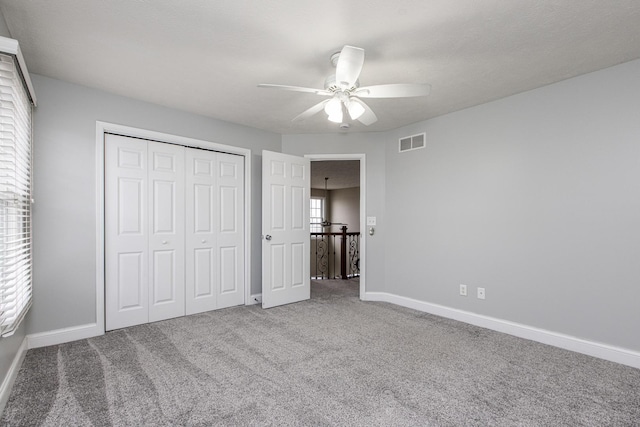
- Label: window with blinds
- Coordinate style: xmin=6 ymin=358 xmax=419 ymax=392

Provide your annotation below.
xmin=310 ymin=197 xmax=324 ymax=233
xmin=0 ymin=51 xmax=33 ymax=337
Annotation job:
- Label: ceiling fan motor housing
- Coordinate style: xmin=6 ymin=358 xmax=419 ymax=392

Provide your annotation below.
xmin=324 ymin=75 xmax=359 ymax=93
xmin=330 ymin=51 xmax=341 ymax=67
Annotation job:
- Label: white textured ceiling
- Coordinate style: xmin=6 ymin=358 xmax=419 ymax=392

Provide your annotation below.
xmin=2 ymin=1 xmax=640 ymax=134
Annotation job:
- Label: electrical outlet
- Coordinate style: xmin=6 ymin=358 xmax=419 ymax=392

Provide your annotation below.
xmin=459 ymin=284 xmax=467 ymax=296
xmin=477 ymin=287 xmax=485 ymax=300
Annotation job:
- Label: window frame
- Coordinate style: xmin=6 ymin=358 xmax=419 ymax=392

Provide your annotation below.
xmin=0 ymin=37 xmax=37 ymax=337
xmin=310 ymin=196 xmax=325 ymax=233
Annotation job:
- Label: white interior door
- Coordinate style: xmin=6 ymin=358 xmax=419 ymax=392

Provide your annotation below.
xmin=148 ymin=141 xmax=186 ymax=322
xmin=105 ymin=134 xmax=149 ymax=330
xmin=262 ymin=150 xmax=310 ymax=308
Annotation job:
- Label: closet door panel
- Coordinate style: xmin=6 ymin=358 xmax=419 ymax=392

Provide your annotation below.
xmin=220 ymin=246 xmax=238 ymax=293
xmin=105 ymin=134 xmax=149 ymax=330
xmin=106 ymin=135 xmax=245 ymax=327
xmin=148 ymin=141 xmax=186 ymax=322
xmin=216 ymin=153 xmax=245 ymax=309
xmin=194 ymin=248 xmax=213 ymax=297
xmin=185 ymin=149 xmax=218 ymax=315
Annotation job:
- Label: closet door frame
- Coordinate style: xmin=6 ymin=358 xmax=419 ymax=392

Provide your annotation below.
xmin=96 ymin=121 xmax=252 ymax=335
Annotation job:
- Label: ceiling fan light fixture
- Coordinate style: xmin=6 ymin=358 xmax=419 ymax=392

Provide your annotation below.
xmin=325 ymin=97 xmax=343 ymax=123
xmin=347 ymin=99 xmax=365 ymax=120
xmin=327 ymin=110 xmax=343 ymax=123
xmin=324 ymin=97 xmax=341 ymax=115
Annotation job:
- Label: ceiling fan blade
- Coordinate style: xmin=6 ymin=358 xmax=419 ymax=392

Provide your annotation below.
xmin=350 ymin=97 xmax=377 ymax=125
xmin=258 ymin=84 xmax=331 ymax=96
xmin=355 ymin=83 xmax=431 ymax=98
xmin=335 ymin=45 xmax=365 ymax=89
xmin=292 ymin=99 xmax=330 ymax=122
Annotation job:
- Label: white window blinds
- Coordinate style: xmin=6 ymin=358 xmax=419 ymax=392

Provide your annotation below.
xmin=310 ymin=197 xmax=324 ymax=233
xmin=0 ymin=51 xmax=33 ymax=337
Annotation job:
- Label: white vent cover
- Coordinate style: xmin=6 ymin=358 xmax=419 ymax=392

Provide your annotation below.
xmin=399 ymin=133 xmax=425 ymax=153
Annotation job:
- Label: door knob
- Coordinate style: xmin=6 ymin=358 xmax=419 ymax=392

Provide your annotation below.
xmin=162 ymin=240 xmax=168 ymax=245
xmin=201 ymin=239 xmax=206 ymax=243
xmin=265 ymin=235 xmax=272 ymax=241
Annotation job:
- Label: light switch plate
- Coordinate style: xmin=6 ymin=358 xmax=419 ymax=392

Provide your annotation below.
xmin=367 ymin=216 xmax=377 ymax=226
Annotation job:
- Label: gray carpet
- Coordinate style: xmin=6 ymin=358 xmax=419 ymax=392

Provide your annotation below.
xmin=2 ymin=279 xmax=639 ymax=426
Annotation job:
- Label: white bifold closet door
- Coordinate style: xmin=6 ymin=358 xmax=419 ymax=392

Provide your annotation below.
xmin=105 ymin=134 xmax=244 ymax=331
xmin=148 ymin=140 xmax=186 ymax=323
xmin=185 ymin=148 xmax=244 ymax=314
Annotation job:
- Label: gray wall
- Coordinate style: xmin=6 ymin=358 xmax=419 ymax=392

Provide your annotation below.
xmin=0 ymin=322 xmax=24 ymax=411
xmin=310 ymin=188 xmax=329 ymax=204
xmin=330 ymin=187 xmax=360 ymax=233
xmin=28 ymin=74 xmax=281 ymax=334
xmin=384 ymin=59 xmax=640 ymax=352
xmin=0 ymin=13 xmax=9 ymax=38
xmin=282 ymin=132 xmax=387 ymax=293
xmin=0 ymin=323 xmax=24 ymax=378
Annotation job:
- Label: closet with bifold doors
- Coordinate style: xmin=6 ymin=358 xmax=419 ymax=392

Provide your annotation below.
xmin=104 ymin=133 xmax=244 ymax=331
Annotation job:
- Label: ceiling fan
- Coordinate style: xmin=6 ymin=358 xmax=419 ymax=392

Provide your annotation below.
xmin=258 ymin=45 xmax=431 ymax=125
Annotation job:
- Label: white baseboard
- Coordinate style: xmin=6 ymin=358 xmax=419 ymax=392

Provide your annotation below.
xmin=27 ymin=323 xmax=103 ymax=349
xmin=248 ymin=293 xmax=262 ymax=305
xmin=0 ymin=337 xmax=27 ymax=414
xmin=364 ymin=292 xmax=640 ymax=370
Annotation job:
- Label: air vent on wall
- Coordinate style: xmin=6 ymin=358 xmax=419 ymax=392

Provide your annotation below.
xmin=398 ymin=133 xmax=425 ymax=153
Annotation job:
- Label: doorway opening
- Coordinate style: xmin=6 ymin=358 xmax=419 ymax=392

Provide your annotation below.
xmin=307 ymin=155 xmax=365 ymax=299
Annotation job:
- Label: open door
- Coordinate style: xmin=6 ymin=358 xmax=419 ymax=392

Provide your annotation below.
xmin=262 ymin=150 xmax=310 ymax=308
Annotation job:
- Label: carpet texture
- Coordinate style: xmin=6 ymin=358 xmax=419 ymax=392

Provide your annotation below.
xmin=2 ymin=279 xmax=639 ymax=426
